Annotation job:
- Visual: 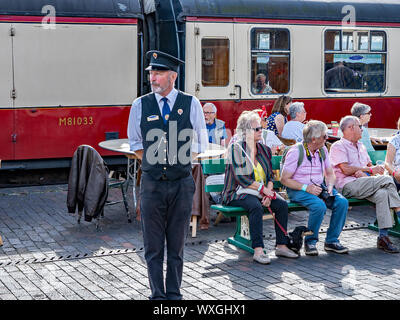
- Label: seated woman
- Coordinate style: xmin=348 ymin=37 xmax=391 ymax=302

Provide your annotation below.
xmin=350 ymin=102 xmax=380 ymax=151
xmin=222 ymin=111 xmax=298 ymax=264
xmin=385 ymin=117 xmax=400 ymax=191
xmin=281 ymin=102 xmax=307 ymax=142
xmin=266 ymin=95 xmax=292 ymax=136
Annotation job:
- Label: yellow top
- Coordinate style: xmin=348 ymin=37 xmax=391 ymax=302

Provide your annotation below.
xmin=253 ymin=162 xmax=266 ymax=184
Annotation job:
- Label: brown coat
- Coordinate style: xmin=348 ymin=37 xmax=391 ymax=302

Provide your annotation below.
xmin=67 ymin=145 xmax=109 ymax=222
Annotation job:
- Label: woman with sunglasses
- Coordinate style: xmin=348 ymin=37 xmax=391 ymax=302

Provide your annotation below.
xmin=222 ymin=111 xmax=298 ymax=264
xmin=350 ymin=102 xmax=381 ymax=151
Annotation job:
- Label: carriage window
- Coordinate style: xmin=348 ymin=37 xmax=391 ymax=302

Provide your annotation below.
xmin=324 ymin=30 xmax=386 ymax=93
xmin=250 ymin=28 xmax=290 ymax=95
xmin=201 ymin=38 xmax=229 ymax=87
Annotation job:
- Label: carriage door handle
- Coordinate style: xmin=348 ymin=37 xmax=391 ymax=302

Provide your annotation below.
xmin=230 ymin=85 xmax=241 ymax=103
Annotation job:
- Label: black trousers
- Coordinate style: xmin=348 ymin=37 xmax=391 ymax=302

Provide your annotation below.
xmin=140 ymin=172 xmax=195 ymax=300
xmin=229 ymin=194 xmax=289 ymax=248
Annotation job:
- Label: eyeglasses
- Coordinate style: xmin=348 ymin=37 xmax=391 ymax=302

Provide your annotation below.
xmin=363 ymin=112 xmax=372 ymax=116
xmin=203 ymin=111 xmax=215 ymax=115
xmin=252 ymin=126 xmax=263 ymax=132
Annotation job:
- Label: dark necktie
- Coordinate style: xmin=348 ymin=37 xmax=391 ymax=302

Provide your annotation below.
xmin=161 ymin=97 xmax=170 ymax=125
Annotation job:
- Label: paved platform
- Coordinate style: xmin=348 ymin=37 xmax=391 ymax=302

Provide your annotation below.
xmin=0 ymin=183 xmax=400 ymax=301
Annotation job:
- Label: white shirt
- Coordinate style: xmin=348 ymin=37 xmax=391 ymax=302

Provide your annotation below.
xmin=281 ymin=120 xmax=305 ymax=142
xmin=127 ymin=88 xmax=208 ymax=154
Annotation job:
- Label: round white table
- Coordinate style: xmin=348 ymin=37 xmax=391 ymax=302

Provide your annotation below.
xmin=195 ymin=143 xmax=226 ymax=160
xmin=367 ymin=128 xmax=397 ymax=143
xmin=98 ymin=139 xmax=140 ymax=211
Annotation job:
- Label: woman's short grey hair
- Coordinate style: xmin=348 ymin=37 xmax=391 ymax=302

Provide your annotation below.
xmin=350 ymin=102 xmax=371 ymax=118
xmin=340 ymin=115 xmax=358 ymax=132
xmin=236 ymin=111 xmax=261 ymax=140
xmin=303 ymin=120 xmax=327 ymax=143
xmin=289 ymin=102 xmax=305 ymax=119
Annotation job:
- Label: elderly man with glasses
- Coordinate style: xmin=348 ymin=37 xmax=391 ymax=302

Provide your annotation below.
xmin=202 ymin=102 xmax=227 ymax=147
xmin=330 ymin=115 xmax=400 ymax=254
xmin=281 ymin=120 xmax=349 ymax=256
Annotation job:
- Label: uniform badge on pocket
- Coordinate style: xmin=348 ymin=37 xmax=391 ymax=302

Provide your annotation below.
xmin=147 ymin=115 xmax=159 ymax=121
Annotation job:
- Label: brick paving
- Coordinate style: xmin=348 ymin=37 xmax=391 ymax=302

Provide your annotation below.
xmin=0 ymin=183 xmax=400 ymax=300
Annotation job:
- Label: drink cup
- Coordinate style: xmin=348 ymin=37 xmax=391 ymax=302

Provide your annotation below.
xmin=331 ymin=123 xmax=339 ymax=136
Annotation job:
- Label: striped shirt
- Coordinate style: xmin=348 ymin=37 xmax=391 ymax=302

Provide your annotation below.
xmin=222 ymin=141 xmax=273 ymax=204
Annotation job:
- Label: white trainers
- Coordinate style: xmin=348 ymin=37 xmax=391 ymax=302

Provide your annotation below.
xmin=253 ymin=252 xmax=271 ymax=264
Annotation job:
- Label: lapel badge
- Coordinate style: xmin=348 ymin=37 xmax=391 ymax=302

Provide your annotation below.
xmin=177 ymin=108 xmax=183 ymax=115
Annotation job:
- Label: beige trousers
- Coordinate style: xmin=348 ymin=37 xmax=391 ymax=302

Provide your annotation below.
xmin=341 ymin=175 xmax=400 ymax=229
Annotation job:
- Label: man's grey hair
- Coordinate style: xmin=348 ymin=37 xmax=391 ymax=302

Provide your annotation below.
xmin=340 ymin=115 xmax=359 ymax=132
xmin=236 ymin=111 xmax=260 ymax=140
xmin=350 ymin=102 xmax=371 ymax=118
xmin=303 ymin=120 xmax=327 ymax=143
xmin=289 ymin=102 xmax=305 ymax=119
xmin=203 ymin=102 xmax=217 ymax=113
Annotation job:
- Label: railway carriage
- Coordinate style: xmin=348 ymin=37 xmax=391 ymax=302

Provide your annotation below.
xmin=1 ymin=0 xmax=400 ymax=169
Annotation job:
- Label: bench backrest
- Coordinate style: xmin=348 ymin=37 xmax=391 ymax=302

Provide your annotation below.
xmin=201 ymin=158 xmax=226 ymax=193
xmin=368 ymin=150 xmax=386 ymax=165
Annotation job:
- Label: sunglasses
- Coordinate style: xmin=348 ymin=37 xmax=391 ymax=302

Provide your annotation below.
xmin=252 ymin=126 xmax=263 ymax=132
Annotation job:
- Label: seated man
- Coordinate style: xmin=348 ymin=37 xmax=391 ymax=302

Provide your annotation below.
xmin=252 ymin=73 xmax=277 ymax=94
xmin=330 ymin=115 xmax=400 ymax=254
xmin=282 ymin=102 xmax=307 ymax=142
xmin=202 ymin=102 xmax=227 ymax=147
xmin=281 ymin=120 xmax=349 ymax=256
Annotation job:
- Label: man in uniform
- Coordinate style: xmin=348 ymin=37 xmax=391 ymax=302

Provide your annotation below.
xmin=127 ymin=50 xmax=207 ymax=299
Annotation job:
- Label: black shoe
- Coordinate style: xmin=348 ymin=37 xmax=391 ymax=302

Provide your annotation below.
xmin=377 ymin=236 xmax=400 ymax=254
xmin=304 ymin=243 xmax=318 ymax=256
xmin=324 ymin=242 xmax=349 ymax=254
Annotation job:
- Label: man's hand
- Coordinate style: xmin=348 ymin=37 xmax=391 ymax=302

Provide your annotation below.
xmin=306 ymin=184 xmax=322 ymax=196
xmin=371 ymin=165 xmax=385 ymax=175
xmin=354 ymin=170 xmax=367 ymax=178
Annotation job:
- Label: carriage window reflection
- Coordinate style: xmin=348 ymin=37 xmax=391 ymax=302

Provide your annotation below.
xmin=324 ymin=30 xmax=386 ymax=93
xmin=250 ymin=28 xmax=290 ymax=95
xmin=201 ymin=38 xmax=229 ymax=87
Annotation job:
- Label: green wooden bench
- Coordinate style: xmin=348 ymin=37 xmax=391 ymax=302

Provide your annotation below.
xmin=366 ymin=150 xmax=400 ymax=237
xmin=202 ymin=149 xmax=391 ymax=254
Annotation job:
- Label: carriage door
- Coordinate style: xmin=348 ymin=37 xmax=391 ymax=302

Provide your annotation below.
xmin=0 ymin=23 xmax=15 ymax=161
xmin=192 ymin=23 xmax=236 ymax=101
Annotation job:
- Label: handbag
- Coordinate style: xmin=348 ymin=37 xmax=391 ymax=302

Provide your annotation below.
xmin=236 ymin=186 xmax=263 ymax=199
xmin=234 ymin=142 xmax=263 ymax=199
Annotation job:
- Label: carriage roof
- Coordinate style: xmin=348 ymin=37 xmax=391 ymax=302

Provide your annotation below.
xmin=176 ymin=0 xmax=400 ymax=24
